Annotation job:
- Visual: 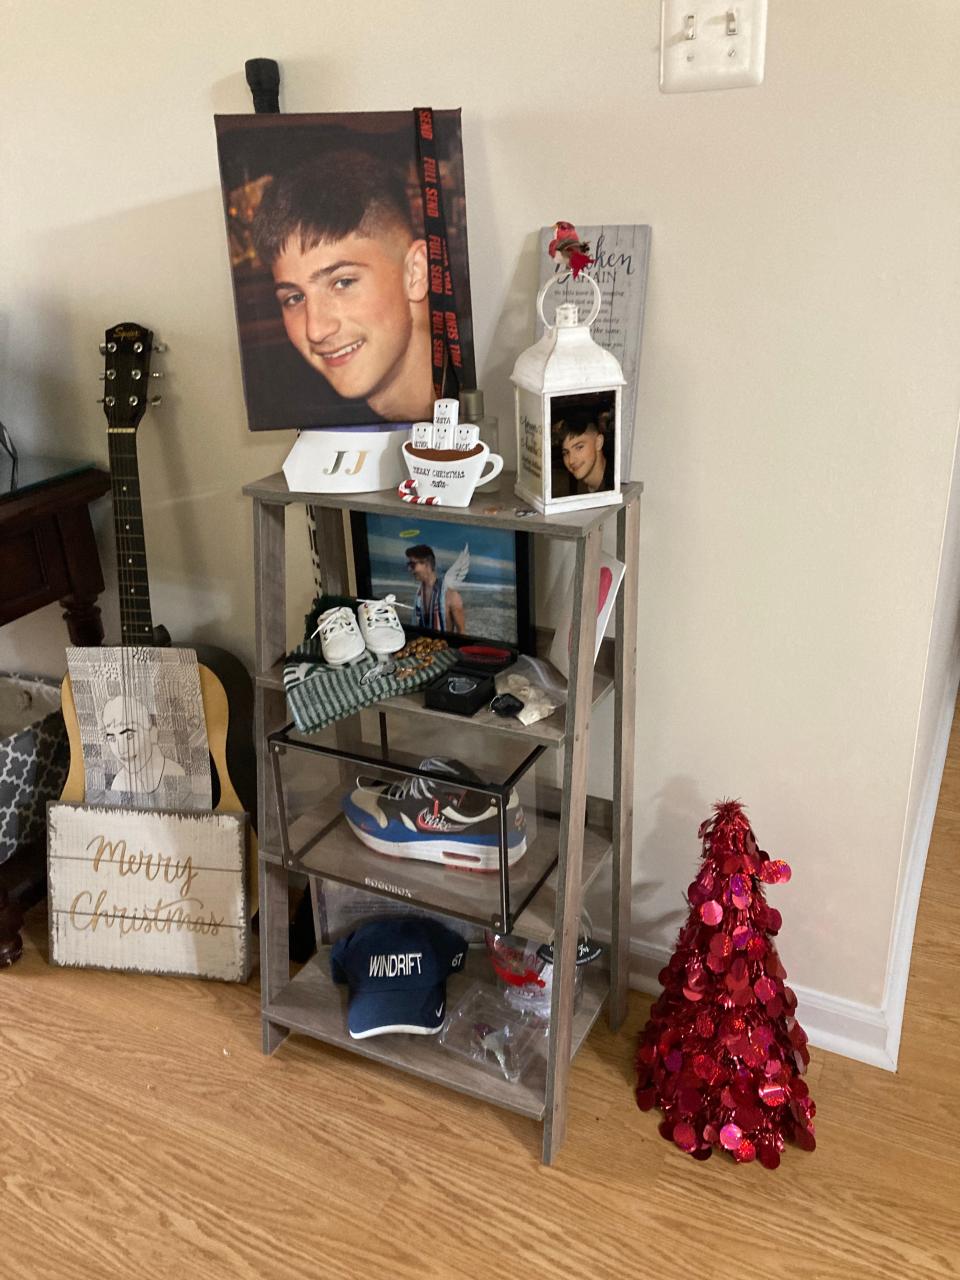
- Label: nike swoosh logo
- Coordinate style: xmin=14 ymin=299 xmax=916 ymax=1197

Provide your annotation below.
xmin=435 ymin=1004 xmax=444 ymax=1018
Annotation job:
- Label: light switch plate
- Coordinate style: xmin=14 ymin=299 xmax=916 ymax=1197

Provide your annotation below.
xmin=660 ymin=0 xmax=767 ymax=93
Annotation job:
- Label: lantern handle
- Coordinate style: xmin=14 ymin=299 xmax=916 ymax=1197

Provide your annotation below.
xmin=537 ymin=272 xmax=602 ymax=331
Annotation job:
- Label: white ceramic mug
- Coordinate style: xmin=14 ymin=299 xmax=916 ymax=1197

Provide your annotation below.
xmin=401 ymin=441 xmax=504 ymax=507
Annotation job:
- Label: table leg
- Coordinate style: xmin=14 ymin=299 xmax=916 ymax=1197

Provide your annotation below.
xmin=59 ymin=592 xmax=105 ymax=646
xmin=0 ymin=887 xmax=24 ymax=968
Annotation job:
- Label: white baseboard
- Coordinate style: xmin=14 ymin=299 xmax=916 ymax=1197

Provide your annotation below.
xmin=880 ymin=667 xmax=960 ymax=1068
xmin=604 ymin=668 xmax=959 ymax=1076
xmin=624 ymin=938 xmax=896 ymax=1071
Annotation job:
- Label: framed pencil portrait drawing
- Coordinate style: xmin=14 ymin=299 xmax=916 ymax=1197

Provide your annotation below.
xmin=350 ymin=512 xmax=533 ymax=652
xmin=214 ymin=110 xmax=476 ymax=432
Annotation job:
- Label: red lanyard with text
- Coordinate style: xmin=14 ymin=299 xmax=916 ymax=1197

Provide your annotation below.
xmin=414 ymin=107 xmax=464 ymax=402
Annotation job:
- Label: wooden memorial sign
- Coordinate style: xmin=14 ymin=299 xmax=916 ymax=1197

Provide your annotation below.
xmin=537 ymin=224 xmax=651 ymax=472
xmin=48 ymin=803 xmax=250 ymax=982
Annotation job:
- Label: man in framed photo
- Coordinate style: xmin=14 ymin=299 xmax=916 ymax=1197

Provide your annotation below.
xmin=405 ymin=543 xmax=468 ymax=635
xmin=252 ymin=148 xmax=433 ymax=423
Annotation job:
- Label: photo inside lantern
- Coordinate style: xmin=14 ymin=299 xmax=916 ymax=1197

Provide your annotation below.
xmin=548 ymin=391 xmax=617 ymax=501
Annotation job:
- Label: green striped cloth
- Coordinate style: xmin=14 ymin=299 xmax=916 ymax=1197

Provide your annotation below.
xmin=284 ymin=641 xmax=457 ymax=734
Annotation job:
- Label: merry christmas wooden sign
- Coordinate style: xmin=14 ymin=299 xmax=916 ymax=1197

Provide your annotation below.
xmin=47 ymin=803 xmax=249 ymax=982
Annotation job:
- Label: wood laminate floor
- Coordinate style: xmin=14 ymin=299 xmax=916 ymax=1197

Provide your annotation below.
xmin=3 ymin=718 xmax=960 ymax=1280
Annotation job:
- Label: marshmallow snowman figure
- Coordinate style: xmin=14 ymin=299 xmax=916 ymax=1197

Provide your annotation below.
xmin=399 ymin=399 xmax=503 ymax=507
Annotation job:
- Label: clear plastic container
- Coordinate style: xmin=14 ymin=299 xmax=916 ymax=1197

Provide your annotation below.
xmin=439 ymin=982 xmax=545 ymax=1083
xmin=270 ymin=711 xmax=554 ymax=931
xmin=483 ymin=930 xmax=582 ymax=1024
xmin=459 ymin=389 xmax=500 ymax=494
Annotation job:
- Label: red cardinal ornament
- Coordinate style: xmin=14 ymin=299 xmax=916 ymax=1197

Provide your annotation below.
xmin=548 ymin=220 xmax=595 ymax=279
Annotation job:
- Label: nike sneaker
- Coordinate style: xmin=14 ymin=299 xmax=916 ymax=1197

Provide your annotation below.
xmin=341 ymin=756 xmax=527 ymax=870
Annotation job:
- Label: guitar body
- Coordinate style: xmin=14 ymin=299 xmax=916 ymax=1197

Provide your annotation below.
xmin=61 ymin=647 xmax=255 ymax=816
xmin=60 ymin=658 xmax=258 ymax=908
xmin=192 ymin=642 xmax=256 ymax=825
xmin=60 ymin=321 xmax=260 ymax=913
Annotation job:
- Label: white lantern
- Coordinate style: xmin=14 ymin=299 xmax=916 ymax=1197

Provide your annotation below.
xmin=511 ymin=275 xmax=626 ymax=514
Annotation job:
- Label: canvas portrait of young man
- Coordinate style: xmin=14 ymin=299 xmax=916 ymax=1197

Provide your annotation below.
xmin=215 ymin=111 xmax=476 ymax=431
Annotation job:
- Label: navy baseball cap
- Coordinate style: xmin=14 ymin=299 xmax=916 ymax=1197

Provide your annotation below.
xmin=331 ymin=917 xmax=467 ymax=1040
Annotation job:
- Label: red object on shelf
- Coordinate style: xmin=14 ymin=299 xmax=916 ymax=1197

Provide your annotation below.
xmin=457 ymin=644 xmax=514 ymax=670
xmin=635 ymin=799 xmax=816 ymax=1168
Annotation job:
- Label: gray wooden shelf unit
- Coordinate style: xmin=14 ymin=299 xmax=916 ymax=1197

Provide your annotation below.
xmin=243 ymin=469 xmax=641 ymax=1165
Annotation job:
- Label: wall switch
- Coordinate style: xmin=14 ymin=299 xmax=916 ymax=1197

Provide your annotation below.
xmin=660 ymin=0 xmax=767 ymax=93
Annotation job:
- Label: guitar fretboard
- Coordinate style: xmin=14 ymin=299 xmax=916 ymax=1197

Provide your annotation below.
xmin=108 ymin=430 xmax=154 ymax=643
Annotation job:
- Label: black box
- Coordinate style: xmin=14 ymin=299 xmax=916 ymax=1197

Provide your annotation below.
xmin=424 ymin=669 xmax=495 ymax=716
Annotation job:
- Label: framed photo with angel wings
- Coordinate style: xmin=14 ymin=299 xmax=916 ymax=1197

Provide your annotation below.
xmin=350 ymin=513 xmax=533 ymax=651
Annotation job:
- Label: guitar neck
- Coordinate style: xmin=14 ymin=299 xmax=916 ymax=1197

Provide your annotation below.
xmin=107 ymin=429 xmax=154 ymax=642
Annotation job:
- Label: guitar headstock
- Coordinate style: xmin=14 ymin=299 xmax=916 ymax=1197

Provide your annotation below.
xmin=98 ymin=321 xmax=164 ymax=430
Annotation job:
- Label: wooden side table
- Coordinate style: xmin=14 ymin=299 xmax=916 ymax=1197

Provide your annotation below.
xmin=0 ymin=457 xmax=111 ymax=643
xmin=0 ymin=455 xmax=111 ymax=966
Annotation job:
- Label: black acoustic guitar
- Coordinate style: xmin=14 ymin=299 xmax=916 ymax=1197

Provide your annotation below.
xmin=60 ymin=323 xmax=257 ymax=841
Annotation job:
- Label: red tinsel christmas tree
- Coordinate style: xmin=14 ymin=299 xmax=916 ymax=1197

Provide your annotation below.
xmin=635 ymin=800 xmax=816 ymax=1168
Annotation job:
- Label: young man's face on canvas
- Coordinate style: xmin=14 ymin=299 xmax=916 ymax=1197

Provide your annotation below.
xmin=271 ymin=226 xmax=430 ymax=420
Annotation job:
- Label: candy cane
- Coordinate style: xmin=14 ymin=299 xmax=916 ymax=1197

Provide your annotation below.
xmin=397 ymin=479 xmax=440 ymax=505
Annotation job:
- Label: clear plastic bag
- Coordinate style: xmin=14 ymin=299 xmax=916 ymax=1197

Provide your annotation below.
xmin=494 ymin=655 xmax=566 ymax=727
xmin=439 ymin=984 xmax=545 ymax=1083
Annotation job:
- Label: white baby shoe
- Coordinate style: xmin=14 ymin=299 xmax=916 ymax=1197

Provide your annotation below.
xmin=357 ymin=596 xmax=406 ymax=656
xmin=315 ymin=606 xmax=366 ymax=666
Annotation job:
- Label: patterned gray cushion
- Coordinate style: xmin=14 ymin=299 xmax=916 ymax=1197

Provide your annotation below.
xmin=0 ymin=674 xmax=69 ymax=865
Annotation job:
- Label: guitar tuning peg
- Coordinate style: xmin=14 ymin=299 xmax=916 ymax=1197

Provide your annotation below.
xmin=98 ymin=342 xmax=106 ymax=355
xmin=128 ymin=395 xmax=140 ymax=407
xmin=107 ymin=342 xmax=117 ymax=353
xmin=96 ymin=395 xmax=116 ymax=406
xmin=98 ymin=373 xmax=105 ymax=381
xmin=133 ymin=342 xmax=144 ymax=354
xmin=153 ymin=341 xmax=168 ymax=353
xmin=149 ymin=395 xmax=163 ymax=406
xmin=150 ymin=371 xmax=164 ymax=379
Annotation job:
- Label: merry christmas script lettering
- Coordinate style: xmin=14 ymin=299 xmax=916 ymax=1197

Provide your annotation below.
xmin=67 ymin=834 xmax=224 ymax=936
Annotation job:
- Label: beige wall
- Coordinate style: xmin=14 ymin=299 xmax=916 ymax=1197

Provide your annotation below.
xmin=2 ymin=2 xmax=959 ymax=1046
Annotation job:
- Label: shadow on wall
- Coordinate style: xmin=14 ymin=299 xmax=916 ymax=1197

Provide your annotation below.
xmin=483 ymin=228 xmax=543 ymax=472
xmin=2 ymin=189 xmax=292 ymax=668
xmin=632 ymin=773 xmax=712 ymax=941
